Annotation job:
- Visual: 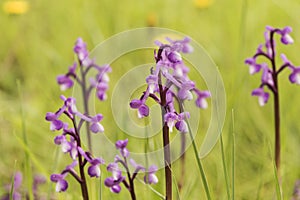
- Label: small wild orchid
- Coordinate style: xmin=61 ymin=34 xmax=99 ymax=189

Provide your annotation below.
xmin=245 ymin=26 xmax=298 ymax=176
xmin=104 ymin=139 xmax=158 ymax=200
xmin=46 ymin=38 xmax=110 ymax=199
xmin=57 ymin=38 xmax=111 ymax=151
xmin=130 ymin=37 xmax=210 ymax=200
xmin=130 ymin=37 xmax=210 ymax=127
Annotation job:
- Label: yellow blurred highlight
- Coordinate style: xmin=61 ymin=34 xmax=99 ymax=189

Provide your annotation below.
xmin=147 ymin=13 xmax=158 ymax=27
xmin=3 ymin=0 xmax=29 ymax=15
xmin=194 ymin=0 xmax=214 ymax=9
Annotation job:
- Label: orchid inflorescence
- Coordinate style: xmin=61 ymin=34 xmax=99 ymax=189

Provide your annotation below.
xmin=245 ymin=26 xmax=298 ymax=106
xmin=57 ymin=38 xmax=111 ymax=101
xmin=130 ymin=37 xmax=211 ymax=132
xmin=46 ymin=38 xmax=158 ymax=199
xmin=104 ymin=139 xmax=158 ymax=199
xmin=130 ymin=37 xmax=211 ymax=200
xmin=245 ymin=25 xmax=299 ymax=178
xmin=46 ymin=38 xmax=109 ymax=195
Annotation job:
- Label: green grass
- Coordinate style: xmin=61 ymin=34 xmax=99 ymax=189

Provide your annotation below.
xmin=1 ymin=0 xmax=300 ymax=199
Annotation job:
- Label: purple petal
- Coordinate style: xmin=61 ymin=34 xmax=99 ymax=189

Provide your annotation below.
xmin=195 ymin=90 xmax=211 ymax=109
xmin=88 ymin=165 xmax=101 ymax=178
xmin=111 ymin=184 xmax=121 ymax=193
xmin=92 ymin=114 xmax=103 ymax=122
xmin=167 ymin=51 xmax=182 ymax=63
xmin=164 ymin=112 xmax=178 ymax=132
xmin=56 ymin=179 xmax=68 ymax=192
xmin=90 ymin=122 xmax=104 ymax=133
xmin=54 ymin=135 xmax=65 ymax=145
xmin=57 ymin=75 xmax=74 ymax=91
xmin=50 ymin=174 xmax=63 ymax=182
xmin=245 ymin=58 xmax=261 ymax=75
xmin=289 ymin=68 xmax=300 ymax=84
xmin=104 ymin=177 xmax=115 ymax=187
xmin=45 ymin=112 xmax=56 ymax=121
xmin=97 ymin=90 xmax=107 ymax=101
xmin=251 ymin=88 xmax=269 ymax=106
xmin=129 ymin=99 xmax=142 ymax=109
xmin=74 ymin=38 xmax=88 ymax=61
xmin=138 ymin=104 xmax=149 ymax=118
xmin=121 ymin=148 xmax=129 ymax=158
xmin=115 ymin=139 xmax=128 ymax=149
xmin=68 ymin=62 xmax=77 ymax=74
xmin=280 ymin=27 xmax=293 ymax=45
xmin=182 ymin=43 xmax=193 ymax=53
xmin=90 ymin=157 xmax=105 ymax=165
xmin=175 ymin=120 xmax=188 ymax=133
xmin=144 ymin=173 xmax=158 ymax=185
xmin=50 ymin=119 xmax=64 ymax=131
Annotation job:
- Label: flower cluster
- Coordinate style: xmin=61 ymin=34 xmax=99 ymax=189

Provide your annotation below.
xmin=46 ymin=38 xmax=108 ymax=195
xmin=245 ymin=26 xmax=298 ymax=106
xmin=57 ymin=38 xmax=111 ymax=101
xmin=130 ymin=37 xmax=211 ymax=132
xmin=46 ymin=95 xmax=105 ymax=192
xmin=105 ymin=139 xmax=158 ymax=196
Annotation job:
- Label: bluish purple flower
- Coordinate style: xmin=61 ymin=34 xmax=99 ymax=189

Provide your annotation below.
xmin=115 ymin=139 xmax=129 ymax=158
xmin=57 ymin=75 xmax=74 ymax=91
xmin=56 ymin=63 xmax=77 ymax=91
xmin=279 ymin=26 xmax=294 ymax=45
xmin=252 ymin=88 xmax=270 ymax=106
xmin=77 ymin=147 xmax=104 ymax=178
xmin=245 ymin=26 xmax=299 ymax=107
xmin=146 ymin=75 xmax=158 ymax=93
xmin=50 ymin=174 xmax=68 ymax=192
xmin=45 ymin=112 xmax=64 ymax=131
xmin=245 ymin=57 xmax=261 ymax=74
xmin=166 ymin=37 xmax=194 ymax=53
xmin=261 ymin=64 xmax=274 ymax=86
xmin=130 ymin=37 xmax=210 ymax=125
xmin=87 ymin=158 xmax=102 ymax=178
xmin=167 ymin=51 xmax=182 ymax=63
xmin=178 ymin=80 xmax=195 ymax=100
xmin=164 ymin=112 xmax=178 ymax=132
xmin=129 ymin=99 xmax=149 ymax=118
xmin=194 ymin=90 xmax=211 ymax=109
xmin=105 ymin=163 xmax=125 ymax=193
xmin=289 ymin=67 xmax=300 ymax=85
xmin=104 ymin=177 xmax=122 ymax=193
xmin=144 ymin=165 xmax=158 ymax=184
xmin=74 ymin=38 xmax=89 ymax=62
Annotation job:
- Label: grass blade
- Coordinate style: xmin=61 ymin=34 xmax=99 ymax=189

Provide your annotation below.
xmin=17 ymin=80 xmax=34 ymax=200
xmin=136 ymin=178 xmax=165 ymax=199
xmin=231 ymin=110 xmax=235 ymax=200
xmin=9 ymin=161 xmax=17 ymax=200
xmin=183 ymin=107 xmax=212 ymax=200
xmin=268 ymin=142 xmax=282 ymax=199
xmin=220 ymin=134 xmax=231 ymax=199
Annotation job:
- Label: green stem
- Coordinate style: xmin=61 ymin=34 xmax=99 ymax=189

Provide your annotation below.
xmin=220 ymin=135 xmax=231 ymax=200
xmin=182 ymin=104 xmax=211 ymax=200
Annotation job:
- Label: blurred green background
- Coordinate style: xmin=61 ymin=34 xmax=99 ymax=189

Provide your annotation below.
xmin=1 ymin=0 xmax=300 ymax=199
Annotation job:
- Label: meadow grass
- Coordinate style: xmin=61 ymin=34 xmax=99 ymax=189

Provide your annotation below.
xmin=1 ymin=0 xmax=300 ymax=199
